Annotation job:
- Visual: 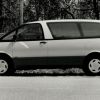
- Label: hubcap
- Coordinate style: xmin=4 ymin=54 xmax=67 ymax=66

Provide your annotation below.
xmin=89 ymin=59 xmax=100 ymax=73
xmin=0 ymin=60 xmax=8 ymax=74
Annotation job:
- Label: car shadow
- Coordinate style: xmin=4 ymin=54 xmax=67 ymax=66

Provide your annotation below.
xmin=9 ymin=68 xmax=86 ymax=77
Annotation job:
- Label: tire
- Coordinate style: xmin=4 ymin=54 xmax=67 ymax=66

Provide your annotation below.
xmin=83 ymin=55 xmax=100 ymax=76
xmin=0 ymin=57 xmax=15 ymax=76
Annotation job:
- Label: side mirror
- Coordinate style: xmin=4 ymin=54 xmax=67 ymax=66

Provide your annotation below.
xmin=13 ymin=35 xmax=17 ymax=41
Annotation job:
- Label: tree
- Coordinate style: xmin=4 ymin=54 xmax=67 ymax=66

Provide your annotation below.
xmin=24 ymin=0 xmax=74 ymax=21
xmin=0 ymin=0 xmax=20 ymax=33
xmin=69 ymin=0 xmax=100 ymax=19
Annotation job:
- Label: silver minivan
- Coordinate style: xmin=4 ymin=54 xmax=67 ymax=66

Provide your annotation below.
xmin=0 ymin=19 xmax=100 ymax=75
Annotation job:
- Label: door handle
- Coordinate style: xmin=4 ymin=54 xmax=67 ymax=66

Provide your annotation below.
xmin=40 ymin=41 xmax=47 ymax=44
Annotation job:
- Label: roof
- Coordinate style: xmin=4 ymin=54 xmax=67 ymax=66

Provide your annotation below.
xmin=26 ymin=19 xmax=100 ymax=24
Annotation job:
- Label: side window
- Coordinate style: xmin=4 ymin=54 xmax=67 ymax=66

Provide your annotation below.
xmin=2 ymin=31 xmax=16 ymax=41
xmin=81 ymin=22 xmax=100 ymax=37
xmin=47 ymin=22 xmax=81 ymax=39
xmin=17 ymin=23 xmax=44 ymax=41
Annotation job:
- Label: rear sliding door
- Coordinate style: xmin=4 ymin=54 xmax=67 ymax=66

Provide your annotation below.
xmin=46 ymin=22 xmax=86 ymax=66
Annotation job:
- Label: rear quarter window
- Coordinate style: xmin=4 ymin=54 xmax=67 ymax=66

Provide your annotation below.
xmin=80 ymin=22 xmax=100 ymax=38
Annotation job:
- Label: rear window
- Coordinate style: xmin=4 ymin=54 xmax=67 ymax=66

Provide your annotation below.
xmin=47 ymin=22 xmax=81 ymax=39
xmin=81 ymin=22 xmax=100 ymax=38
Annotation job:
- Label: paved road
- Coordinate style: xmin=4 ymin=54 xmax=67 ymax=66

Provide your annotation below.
xmin=0 ymin=76 xmax=100 ymax=100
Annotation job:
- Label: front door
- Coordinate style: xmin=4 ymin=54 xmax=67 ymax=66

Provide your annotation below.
xmin=13 ymin=23 xmax=47 ymax=67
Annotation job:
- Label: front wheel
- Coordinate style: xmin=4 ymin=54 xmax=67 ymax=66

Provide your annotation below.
xmin=83 ymin=56 xmax=100 ymax=75
xmin=0 ymin=57 xmax=15 ymax=75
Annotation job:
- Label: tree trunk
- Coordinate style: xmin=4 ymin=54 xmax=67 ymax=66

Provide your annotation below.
xmin=20 ymin=0 xmax=24 ymax=24
xmin=93 ymin=0 xmax=99 ymax=19
xmin=0 ymin=0 xmax=3 ymax=32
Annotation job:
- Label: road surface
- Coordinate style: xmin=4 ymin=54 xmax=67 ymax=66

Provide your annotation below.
xmin=0 ymin=76 xmax=100 ymax=100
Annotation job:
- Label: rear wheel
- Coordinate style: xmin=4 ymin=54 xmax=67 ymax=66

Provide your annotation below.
xmin=83 ymin=56 xmax=100 ymax=75
xmin=0 ymin=57 xmax=15 ymax=75
xmin=89 ymin=59 xmax=100 ymax=73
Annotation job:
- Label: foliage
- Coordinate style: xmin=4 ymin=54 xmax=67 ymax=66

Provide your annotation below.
xmin=0 ymin=0 xmax=100 ymax=33
xmin=24 ymin=0 xmax=73 ymax=21
xmin=0 ymin=0 xmax=20 ymax=33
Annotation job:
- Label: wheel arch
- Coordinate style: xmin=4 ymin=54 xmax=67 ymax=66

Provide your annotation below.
xmin=84 ymin=52 xmax=100 ymax=64
xmin=0 ymin=53 xmax=14 ymax=66
xmin=83 ymin=52 xmax=100 ymax=75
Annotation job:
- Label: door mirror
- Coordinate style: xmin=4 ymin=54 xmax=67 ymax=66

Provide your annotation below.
xmin=13 ymin=35 xmax=17 ymax=41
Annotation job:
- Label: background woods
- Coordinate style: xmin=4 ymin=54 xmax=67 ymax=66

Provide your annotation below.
xmin=0 ymin=0 xmax=100 ymax=33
